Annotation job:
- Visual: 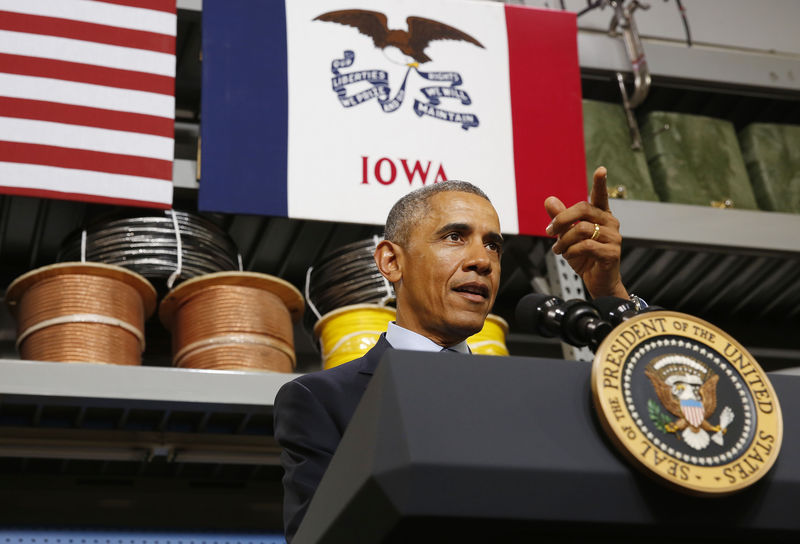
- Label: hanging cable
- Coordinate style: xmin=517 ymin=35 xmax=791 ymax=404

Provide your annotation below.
xmin=674 ymin=0 xmax=692 ymax=47
xmin=80 ymin=230 xmax=87 ymax=263
xmin=166 ymin=210 xmax=183 ymax=289
xmin=577 ymin=0 xmax=605 ymax=18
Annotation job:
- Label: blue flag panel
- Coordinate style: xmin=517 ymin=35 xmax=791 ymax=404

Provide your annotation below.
xmin=200 ymin=0 xmax=288 ymax=216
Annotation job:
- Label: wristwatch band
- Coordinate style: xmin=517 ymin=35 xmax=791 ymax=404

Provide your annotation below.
xmin=629 ymin=293 xmax=648 ymax=312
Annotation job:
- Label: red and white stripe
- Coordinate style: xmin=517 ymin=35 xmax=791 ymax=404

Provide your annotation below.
xmin=0 ymin=0 xmax=175 ymax=207
xmin=682 ymin=404 xmax=705 ymax=428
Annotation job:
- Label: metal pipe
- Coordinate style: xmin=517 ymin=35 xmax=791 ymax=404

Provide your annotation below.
xmin=620 ymin=1 xmax=651 ymax=108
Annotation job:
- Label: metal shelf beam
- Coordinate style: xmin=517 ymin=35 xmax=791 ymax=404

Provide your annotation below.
xmin=0 ymin=359 xmax=296 ymax=407
xmin=0 ymin=426 xmax=280 ymax=465
xmin=578 ymin=30 xmax=800 ymax=95
xmin=610 ymin=199 xmax=800 ymax=253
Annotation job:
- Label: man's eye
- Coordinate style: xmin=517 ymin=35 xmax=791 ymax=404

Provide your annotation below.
xmin=446 ymin=232 xmax=461 ymax=241
xmin=486 ymin=242 xmax=501 ymax=253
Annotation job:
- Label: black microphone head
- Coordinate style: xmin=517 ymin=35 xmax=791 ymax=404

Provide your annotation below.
xmin=592 ymin=296 xmax=639 ymax=325
xmin=584 ymin=318 xmax=614 ymax=351
xmin=560 ymin=299 xmax=602 ymax=347
xmin=515 ymin=293 xmax=561 ymax=337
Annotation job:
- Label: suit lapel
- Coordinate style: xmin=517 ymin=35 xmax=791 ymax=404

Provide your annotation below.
xmin=357 ymin=334 xmax=391 ymax=377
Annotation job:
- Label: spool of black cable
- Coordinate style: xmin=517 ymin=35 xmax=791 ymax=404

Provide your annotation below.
xmin=304 ymin=237 xmax=395 ymax=325
xmin=57 ymin=210 xmax=241 ymax=296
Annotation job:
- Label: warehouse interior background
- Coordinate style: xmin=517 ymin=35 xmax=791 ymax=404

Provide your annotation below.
xmin=1 ymin=0 xmax=799 ymax=539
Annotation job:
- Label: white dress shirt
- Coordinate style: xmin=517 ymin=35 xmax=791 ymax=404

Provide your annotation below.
xmin=385 ymin=321 xmax=470 ymax=354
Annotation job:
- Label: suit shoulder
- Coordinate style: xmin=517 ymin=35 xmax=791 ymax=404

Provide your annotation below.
xmin=280 ymin=355 xmax=367 ymax=397
xmin=274 ymin=355 xmax=371 ymax=438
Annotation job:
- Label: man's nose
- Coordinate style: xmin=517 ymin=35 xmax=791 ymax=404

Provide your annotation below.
xmin=463 ymin=239 xmax=492 ymax=274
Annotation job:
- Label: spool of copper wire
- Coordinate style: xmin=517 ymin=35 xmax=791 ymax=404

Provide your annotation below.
xmin=5 ymin=263 xmax=156 ymax=365
xmin=159 ymin=272 xmax=304 ymax=373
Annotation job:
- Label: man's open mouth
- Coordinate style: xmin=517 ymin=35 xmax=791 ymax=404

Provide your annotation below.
xmin=453 ymin=283 xmax=489 ymax=299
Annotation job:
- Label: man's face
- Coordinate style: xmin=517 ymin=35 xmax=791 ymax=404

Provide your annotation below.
xmin=395 ymin=191 xmax=502 ymax=346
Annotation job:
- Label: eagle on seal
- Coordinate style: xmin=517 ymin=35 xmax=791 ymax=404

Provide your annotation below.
xmin=645 ymin=365 xmax=729 ymax=451
xmin=314 ymin=9 xmax=484 ymax=65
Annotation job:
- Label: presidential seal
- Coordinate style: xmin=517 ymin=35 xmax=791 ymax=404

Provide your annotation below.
xmin=591 ymin=311 xmax=783 ymax=496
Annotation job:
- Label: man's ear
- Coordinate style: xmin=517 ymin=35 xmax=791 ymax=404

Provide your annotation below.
xmin=374 ymin=240 xmax=402 ymax=284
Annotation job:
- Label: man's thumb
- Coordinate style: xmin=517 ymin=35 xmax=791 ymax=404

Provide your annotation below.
xmin=544 ymin=196 xmax=566 ymax=219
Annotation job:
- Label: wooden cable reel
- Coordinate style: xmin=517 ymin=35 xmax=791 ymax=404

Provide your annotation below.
xmin=159 ymin=272 xmax=304 ymax=372
xmin=5 ymin=263 xmax=156 ymax=365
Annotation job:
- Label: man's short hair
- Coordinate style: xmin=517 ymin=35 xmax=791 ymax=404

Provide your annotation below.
xmin=383 ymin=181 xmax=491 ymax=246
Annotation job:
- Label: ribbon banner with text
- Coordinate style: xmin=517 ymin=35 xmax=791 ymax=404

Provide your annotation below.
xmin=200 ymin=0 xmax=585 ymax=235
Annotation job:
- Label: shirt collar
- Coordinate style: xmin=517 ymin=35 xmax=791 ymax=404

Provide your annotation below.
xmin=386 ymin=321 xmax=470 ymax=354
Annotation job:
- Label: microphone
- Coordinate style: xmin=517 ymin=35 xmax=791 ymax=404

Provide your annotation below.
xmin=591 ymin=296 xmax=661 ymax=326
xmin=591 ymin=296 xmax=639 ymax=326
xmin=515 ymin=293 xmax=613 ymax=352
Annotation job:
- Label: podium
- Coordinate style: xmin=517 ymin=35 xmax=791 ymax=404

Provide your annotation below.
xmin=295 ymin=351 xmax=800 ymax=543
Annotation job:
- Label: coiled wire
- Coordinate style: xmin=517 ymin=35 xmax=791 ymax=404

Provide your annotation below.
xmin=5 ymin=263 xmax=156 ymax=365
xmin=304 ymin=237 xmax=394 ymax=331
xmin=160 ymin=272 xmax=304 ymax=373
xmin=314 ymin=304 xmax=396 ymax=369
xmin=467 ymin=314 xmax=509 ymax=356
xmin=58 ymin=211 xmax=240 ymax=294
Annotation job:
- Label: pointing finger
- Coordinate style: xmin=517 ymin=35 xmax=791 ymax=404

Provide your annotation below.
xmin=544 ymin=196 xmax=566 ymax=235
xmin=590 ymin=166 xmax=609 ymax=212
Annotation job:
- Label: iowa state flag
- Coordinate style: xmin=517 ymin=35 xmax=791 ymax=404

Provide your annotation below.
xmin=0 ymin=0 xmax=175 ymax=208
xmin=200 ymin=0 xmax=585 ymax=235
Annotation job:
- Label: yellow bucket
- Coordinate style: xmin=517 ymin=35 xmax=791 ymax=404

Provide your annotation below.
xmin=314 ymin=304 xmax=396 ymax=370
xmin=467 ymin=314 xmax=509 ymax=356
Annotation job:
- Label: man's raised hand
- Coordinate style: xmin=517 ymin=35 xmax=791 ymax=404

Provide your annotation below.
xmin=544 ymin=166 xmax=628 ymax=299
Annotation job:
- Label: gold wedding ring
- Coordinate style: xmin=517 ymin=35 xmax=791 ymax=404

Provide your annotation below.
xmin=590 ymin=223 xmax=600 ymax=241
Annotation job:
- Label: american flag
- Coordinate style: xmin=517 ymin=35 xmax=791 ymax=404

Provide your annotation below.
xmin=0 ymin=0 xmax=176 ymax=207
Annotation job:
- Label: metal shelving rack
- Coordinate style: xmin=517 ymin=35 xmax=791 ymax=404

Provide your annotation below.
xmin=0 ymin=359 xmax=295 ymax=463
xmin=0 ymin=360 xmax=297 ymax=530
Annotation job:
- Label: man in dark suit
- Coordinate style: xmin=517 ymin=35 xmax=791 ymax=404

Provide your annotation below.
xmin=275 ymin=168 xmax=629 ymax=541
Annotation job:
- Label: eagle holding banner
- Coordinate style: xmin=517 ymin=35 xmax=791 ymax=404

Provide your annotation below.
xmin=314 ymin=8 xmax=485 ymax=129
xmin=645 ymin=355 xmax=734 ymax=451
